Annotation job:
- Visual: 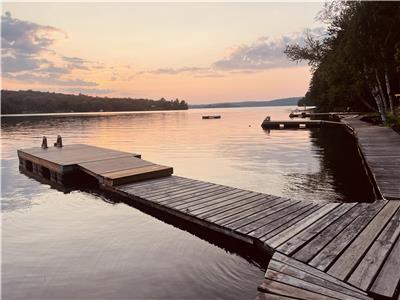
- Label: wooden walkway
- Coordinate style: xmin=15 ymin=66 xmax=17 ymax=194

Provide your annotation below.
xmin=17 ymin=117 xmax=400 ymax=299
xmin=113 ymin=176 xmax=400 ymax=299
xmin=343 ymin=117 xmax=400 ymax=200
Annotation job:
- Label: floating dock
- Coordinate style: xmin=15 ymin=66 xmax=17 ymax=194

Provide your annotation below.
xmin=17 ymin=117 xmax=400 ymax=300
xmin=18 ymin=144 xmax=172 ymax=186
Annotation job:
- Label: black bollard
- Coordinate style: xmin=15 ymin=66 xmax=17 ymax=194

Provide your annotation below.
xmin=54 ymin=135 xmax=63 ymax=148
xmin=41 ymin=136 xmax=48 ymax=149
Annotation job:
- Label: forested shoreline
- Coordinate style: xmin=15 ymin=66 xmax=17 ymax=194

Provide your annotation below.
xmin=286 ymin=1 xmax=400 ymax=125
xmin=1 ymin=90 xmax=188 ymax=114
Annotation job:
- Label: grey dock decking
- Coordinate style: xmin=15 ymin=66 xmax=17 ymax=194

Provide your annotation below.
xmin=343 ymin=117 xmax=400 ymax=200
xmin=17 ymin=117 xmax=400 ymax=299
xmin=17 ymin=144 xmax=172 ymax=186
xmin=114 ymin=176 xmax=400 ymax=299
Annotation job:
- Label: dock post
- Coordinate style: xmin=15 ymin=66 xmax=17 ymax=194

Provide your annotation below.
xmin=50 ymin=171 xmax=58 ymax=183
xmin=19 ymin=158 xmax=24 ymax=169
xmin=34 ymin=164 xmax=43 ymax=176
xmin=32 ymin=163 xmax=38 ymax=174
xmin=56 ymin=173 xmax=64 ymax=185
xmin=54 ymin=135 xmax=63 ymax=148
xmin=41 ymin=136 xmax=48 ymax=149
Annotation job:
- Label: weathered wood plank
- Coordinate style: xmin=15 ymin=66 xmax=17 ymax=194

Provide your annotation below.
xmin=162 ymin=187 xmax=240 ymax=207
xmin=255 ymin=292 xmax=297 ymax=300
xmin=265 ymin=269 xmax=365 ymax=300
xmin=268 ymin=260 xmax=370 ymax=300
xmin=369 ymin=234 xmax=400 ymax=299
xmin=272 ymin=253 xmax=369 ymax=295
xmin=309 ymin=201 xmax=387 ymax=271
xmin=237 ymin=202 xmax=314 ymax=235
xmin=252 ymin=204 xmax=321 ymax=240
xmin=222 ymin=200 xmax=298 ymax=229
xmin=293 ymin=201 xmax=385 ymax=270
xmin=258 ymin=278 xmax=337 ymax=300
xmin=276 ymin=203 xmax=356 ymax=255
xmin=191 ymin=193 xmax=271 ymax=218
xmin=210 ymin=197 xmax=291 ymax=226
xmin=134 ymin=180 xmax=211 ymax=197
xmin=137 ymin=181 xmax=214 ymax=198
xmin=266 ymin=203 xmax=339 ymax=249
xmin=347 ymin=206 xmax=400 ymax=291
xmin=199 ymin=194 xmax=278 ymax=220
xmin=118 ymin=176 xmax=189 ymax=191
xmin=103 ymin=164 xmax=172 ymax=186
xmin=79 ymin=156 xmax=153 ymax=175
xmin=179 ymin=190 xmax=255 ymax=213
xmin=146 ymin=185 xmax=232 ymax=206
xmin=170 ymin=188 xmax=251 ymax=209
xmin=327 ymin=201 xmax=400 ymax=280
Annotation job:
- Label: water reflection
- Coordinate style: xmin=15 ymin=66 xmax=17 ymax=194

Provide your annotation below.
xmin=283 ymin=127 xmax=376 ymax=202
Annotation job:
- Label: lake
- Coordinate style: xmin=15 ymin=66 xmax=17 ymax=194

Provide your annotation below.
xmin=1 ymin=106 xmax=375 ymax=299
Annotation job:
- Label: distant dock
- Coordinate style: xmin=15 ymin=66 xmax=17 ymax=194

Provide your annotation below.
xmin=261 ymin=118 xmax=343 ymax=129
xmin=289 ymin=111 xmax=363 ymax=119
xmin=17 ymin=117 xmax=400 ymax=299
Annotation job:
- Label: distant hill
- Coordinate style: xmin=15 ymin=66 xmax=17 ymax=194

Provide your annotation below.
xmin=1 ymin=90 xmax=188 ymax=114
xmin=189 ymin=97 xmax=301 ymax=109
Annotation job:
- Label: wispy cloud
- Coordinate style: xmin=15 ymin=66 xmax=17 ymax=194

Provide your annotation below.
xmin=137 ymin=28 xmax=324 ymax=77
xmin=1 ymin=12 xmax=102 ymax=87
xmin=3 ymin=72 xmax=98 ymax=86
xmin=139 ymin=66 xmax=208 ymax=75
xmin=212 ymin=28 xmax=324 ymax=72
xmin=62 ymin=88 xmax=113 ymax=95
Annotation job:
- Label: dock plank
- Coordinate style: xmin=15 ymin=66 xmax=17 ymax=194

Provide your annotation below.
xmin=222 ymin=200 xmax=298 ymax=229
xmin=268 ymin=260 xmax=370 ymax=300
xmin=236 ymin=202 xmax=314 ymax=235
xmin=309 ymin=201 xmax=386 ymax=271
xmin=250 ymin=204 xmax=321 ymax=239
xmin=347 ymin=206 xmax=400 ymax=291
xmin=327 ymin=201 xmax=400 ymax=280
xmin=276 ymin=203 xmax=356 ymax=255
xmin=259 ymin=278 xmax=338 ymax=300
xmin=199 ymin=194 xmax=278 ymax=220
xmin=369 ymin=234 xmax=400 ymax=299
xmin=265 ymin=203 xmax=339 ymax=249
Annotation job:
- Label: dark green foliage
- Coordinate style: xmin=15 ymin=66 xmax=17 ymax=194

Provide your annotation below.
xmin=1 ymin=90 xmax=188 ymax=114
xmin=285 ymin=1 xmax=400 ymax=121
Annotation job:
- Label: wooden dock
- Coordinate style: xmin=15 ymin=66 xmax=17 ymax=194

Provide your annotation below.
xmin=289 ymin=111 xmax=363 ymax=119
xmin=261 ymin=119 xmax=343 ymax=130
xmin=343 ymin=117 xmax=400 ymax=200
xmin=17 ymin=144 xmax=172 ymax=186
xmin=17 ymin=118 xmax=400 ymax=299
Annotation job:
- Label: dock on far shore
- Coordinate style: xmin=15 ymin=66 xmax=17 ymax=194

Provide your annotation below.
xmin=16 ymin=116 xmax=400 ymax=300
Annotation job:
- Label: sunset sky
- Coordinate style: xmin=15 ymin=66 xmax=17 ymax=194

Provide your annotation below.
xmin=2 ymin=2 xmax=324 ymax=104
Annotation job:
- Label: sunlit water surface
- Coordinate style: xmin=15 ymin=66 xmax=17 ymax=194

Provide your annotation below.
xmin=1 ymin=107 xmax=375 ymax=299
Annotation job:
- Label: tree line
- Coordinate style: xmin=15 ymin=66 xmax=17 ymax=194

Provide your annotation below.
xmin=285 ymin=1 xmax=400 ymax=124
xmin=1 ymin=90 xmax=188 ymax=114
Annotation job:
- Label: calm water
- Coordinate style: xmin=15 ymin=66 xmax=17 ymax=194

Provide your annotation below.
xmin=1 ymin=107 xmax=375 ymax=299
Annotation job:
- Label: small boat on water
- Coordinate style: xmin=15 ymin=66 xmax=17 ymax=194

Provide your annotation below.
xmin=202 ymin=115 xmax=221 ymax=119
